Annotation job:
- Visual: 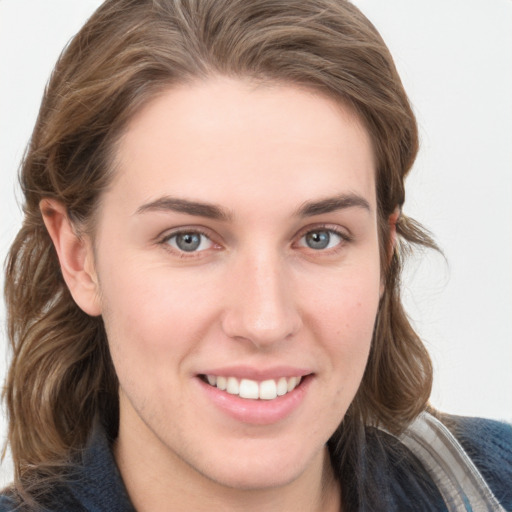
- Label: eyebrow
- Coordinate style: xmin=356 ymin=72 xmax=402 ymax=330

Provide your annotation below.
xmin=296 ymin=193 xmax=371 ymax=217
xmin=135 ymin=192 xmax=371 ymax=221
xmin=136 ymin=196 xmax=233 ymax=221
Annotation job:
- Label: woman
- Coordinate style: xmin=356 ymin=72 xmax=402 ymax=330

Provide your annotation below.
xmin=1 ymin=0 xmax=511 ymax=510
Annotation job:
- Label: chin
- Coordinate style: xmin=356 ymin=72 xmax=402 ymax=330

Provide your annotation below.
xmin=191 ymin=437 xmax=327 ymax=492
xmin=202 ymin=459 xmax=304 ymax=491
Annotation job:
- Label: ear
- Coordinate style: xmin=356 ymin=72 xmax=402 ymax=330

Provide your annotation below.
xmin=40 ymin=199 xmax=102 ymax=316
xmin=380 ymin=207 xmax=400 ymax=297
xmin=387 ymin=206 xmax=400 ymax=262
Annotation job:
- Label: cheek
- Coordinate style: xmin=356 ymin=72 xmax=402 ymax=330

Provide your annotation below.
xmin=303 ymin=262 xmax=381 ymax=375
xmin=98 ymin=262 xmax=219 ymax=383
xmin=308 ymin=261 xmax=381 ymax=332
xmin=294 ymin=265 xmax=381 ymax=438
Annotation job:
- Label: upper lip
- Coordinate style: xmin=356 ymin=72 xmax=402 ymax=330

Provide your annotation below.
xmin=197 ymin=365 xmax=313 ymax=381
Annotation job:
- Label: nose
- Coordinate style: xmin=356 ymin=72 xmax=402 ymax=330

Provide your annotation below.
xmin=221 ymin=252 xmax=302 ymax=349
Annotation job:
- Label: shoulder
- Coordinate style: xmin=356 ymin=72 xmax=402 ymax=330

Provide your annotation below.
xmin=443 ymin=414 xmax=512 ymax=509
xmin=0 ymin=419 xmax=132 ymax=512
xmin=0 ymin=495 xmax=14 ymax=512
xmin=0 ymin=489 xmax=84 ymax=512
xmin=0 ymin=493 xmax=21 ymax=512
xmin=360 ymin=427 xmax=448 ymax=510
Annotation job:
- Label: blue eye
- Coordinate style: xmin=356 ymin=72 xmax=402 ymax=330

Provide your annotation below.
xmin=166 ymin=232 xmax=213 ymax=253
xmin=299 ymin=229 xmax=343 ymax=250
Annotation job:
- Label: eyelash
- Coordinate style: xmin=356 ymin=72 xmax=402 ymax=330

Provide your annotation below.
xmin=295 ymin=225 xmax=352 ymax=253
xmin=159 ymin=228 xmax=218 ymax=258
xmin=158 ymin=224 xmax=352 ymax=258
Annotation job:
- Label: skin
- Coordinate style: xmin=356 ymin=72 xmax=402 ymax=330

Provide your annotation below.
xmin=43 ymin=77 xmax=390 ymax=512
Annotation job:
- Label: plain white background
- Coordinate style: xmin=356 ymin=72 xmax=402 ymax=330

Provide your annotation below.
xmin=1 ymin=0 xmax=511 ymax=485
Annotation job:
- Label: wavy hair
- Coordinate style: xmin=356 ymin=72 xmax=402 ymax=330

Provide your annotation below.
xmin=3 ymin=0 xmax=437 ymax=508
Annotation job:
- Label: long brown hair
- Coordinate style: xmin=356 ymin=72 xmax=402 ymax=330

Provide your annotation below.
xmin=4 ymin=0 xmax=437 ymax=507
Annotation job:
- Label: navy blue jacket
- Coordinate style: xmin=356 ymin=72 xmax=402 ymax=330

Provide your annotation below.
xmin=1 ymin=415 xmax=511 ymax=511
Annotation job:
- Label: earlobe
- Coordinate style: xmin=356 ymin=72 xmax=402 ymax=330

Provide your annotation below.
xmin=40 ymin=199 xmax=102 ymax=316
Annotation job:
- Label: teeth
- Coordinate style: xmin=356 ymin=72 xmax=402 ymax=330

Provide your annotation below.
xmin=226 ymin=377 xmax=239 ymax=395
xmin=239 ymin=379 xmax=259 ymax=399
xmin=287 ymin=376 xmax=298 ymax=392
xmin=259 ymin=379 xmax=277 ymax=400
xmin=217 ymin=376 xmax=227 ymax=391
xmin=205 ymin=375 xmax=303 ymax=400
xmin=276 ymin=377 xmax=288 ymax=396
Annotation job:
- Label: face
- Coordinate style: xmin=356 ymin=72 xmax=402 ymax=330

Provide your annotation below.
xmin=88 ymin=78 xmax=382 ymax=492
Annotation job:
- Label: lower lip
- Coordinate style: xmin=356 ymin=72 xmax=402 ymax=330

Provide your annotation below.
xmin=197 ymin=376 xmax=312 ymax=425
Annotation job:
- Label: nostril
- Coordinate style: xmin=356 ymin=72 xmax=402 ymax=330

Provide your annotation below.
xmin=221 ymin=309 xmax=302 ymax=348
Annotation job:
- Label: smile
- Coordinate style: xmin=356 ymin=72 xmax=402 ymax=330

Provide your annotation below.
xmin=203 ymin=375 xmax=303 ymax=400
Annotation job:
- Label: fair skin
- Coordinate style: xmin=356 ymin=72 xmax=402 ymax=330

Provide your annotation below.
xmin=43 ymin=77 xmax=389 ymax=512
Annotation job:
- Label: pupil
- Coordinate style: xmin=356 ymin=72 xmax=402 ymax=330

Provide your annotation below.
xmin=176 ymin=233 xmax=201 ymax=252
xmin=306 ymin=231 xmax=330 ymax=250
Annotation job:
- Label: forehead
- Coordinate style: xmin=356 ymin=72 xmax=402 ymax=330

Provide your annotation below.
xmin=110 ymin=77 xmax=376 ymax=215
